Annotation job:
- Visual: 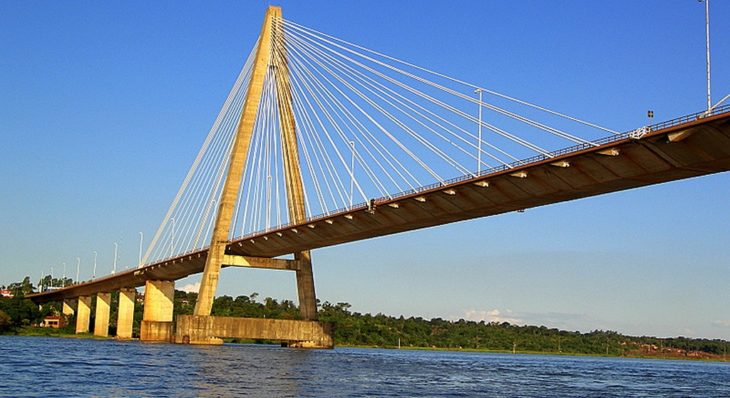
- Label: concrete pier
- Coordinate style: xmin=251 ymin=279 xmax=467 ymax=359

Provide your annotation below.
xmin=75 ymin=296 xmax=92 ymax=334
xmin=140 ymin=280 xmax=174 ymax=342
xmin=93 ymin=292 xmax=111 ymax=337
xmin=116 ymin=288 xmax=136 ymax=339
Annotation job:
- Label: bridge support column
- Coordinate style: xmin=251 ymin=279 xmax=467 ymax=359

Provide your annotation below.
xmin=93 ymin=292 xmax=111 ymax=337
xmin=75 ymin=296 xmax=92 ymax=334
xmin=296 ymin=252 xmax=317 ymax=320
xmin=116 ymin=288 xmax=136 ymax=339
xmin=62 ymin=299 xmax=75 ymax=317
xmin=140 ymin=280 xmax=174 ymax=342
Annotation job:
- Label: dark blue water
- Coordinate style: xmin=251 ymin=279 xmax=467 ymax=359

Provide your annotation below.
xmin=1 ymin=336 xmax=728 ymax=397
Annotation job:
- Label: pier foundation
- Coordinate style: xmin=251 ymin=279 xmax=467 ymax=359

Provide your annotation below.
xmin=140 ymin=280 xmax=174 ymax=342
xmin=174 ymin=315 xmax=333 ymax=348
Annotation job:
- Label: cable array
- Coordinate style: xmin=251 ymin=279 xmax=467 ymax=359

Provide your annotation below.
xmin=141 ymin=17 xmax=617 ymax=264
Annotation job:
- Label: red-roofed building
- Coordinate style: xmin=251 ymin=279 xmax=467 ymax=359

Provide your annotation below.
xmin=0 ymin=290 xmax=12 ymax=298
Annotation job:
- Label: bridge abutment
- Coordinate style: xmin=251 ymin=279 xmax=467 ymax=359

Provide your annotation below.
xmin=140 ymin=280 xmax=174 ymax=342
xmin=75 ymin=296 xmax=92 ymax=334
xmin=116 ymin=288 xmax=136 ymax=339
xmin=93 ymin=292 xmax=111 ymax=337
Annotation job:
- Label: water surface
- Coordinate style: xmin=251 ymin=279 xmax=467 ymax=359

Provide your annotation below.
xmin=1 ymin=336 xmax=728 ymax=397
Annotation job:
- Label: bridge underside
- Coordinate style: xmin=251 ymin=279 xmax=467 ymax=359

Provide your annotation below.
xmin=27 ymin=112 xmax=730 ymax=305
xmin=228 ymin=112 xmax=730 ymax=257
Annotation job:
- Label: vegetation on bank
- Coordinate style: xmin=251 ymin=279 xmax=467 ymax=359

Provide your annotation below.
xmin=2 ymin=277 xmax=728 ymax=360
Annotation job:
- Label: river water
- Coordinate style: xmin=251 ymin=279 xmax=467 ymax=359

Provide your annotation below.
xmin=1 ymin=336 xmax=728 ymax=397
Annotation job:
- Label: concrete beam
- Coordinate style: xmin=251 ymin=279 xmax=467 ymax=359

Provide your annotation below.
xmin=75 ymin=296 xmax=92 ymax=334
xmin=175 ymin=315 xmax=333 ymax=348
xmin=62 ymin=299 xmax=75 ymax=317
xmin=94 ymin=292 xmax=111 ymax=337
xmin=140 ymin=280 xmax=174 ymax=342
xmin=116 ymin=288 xmax=136 ymax=339
xmin=222 ymin=255 xmax=300 ymax=271
xmin=668 ymin=129 xmax=693 ymax=142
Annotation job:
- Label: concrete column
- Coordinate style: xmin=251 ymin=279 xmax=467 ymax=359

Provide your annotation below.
xmin=140 ymin=280 xmax=174 ymax=342
xmin=116 ymin=288 xmax=136 ymax=339
xmin=93 ymin=292 xmax=111 ymax=337
xmin=62 ymin=299 xmax=75 ymax=317
xmin=75 ymin=296 xmax=92 ymax=334
xmin=296 ymin=251 xmax=317 ymax=320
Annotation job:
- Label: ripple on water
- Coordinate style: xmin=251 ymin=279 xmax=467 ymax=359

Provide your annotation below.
xmin=1 ymin=336 xmax=729 ymax=397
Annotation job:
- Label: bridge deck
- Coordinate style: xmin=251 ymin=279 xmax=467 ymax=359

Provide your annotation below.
xmin=28 ymin=108 xmax=730 ymax=303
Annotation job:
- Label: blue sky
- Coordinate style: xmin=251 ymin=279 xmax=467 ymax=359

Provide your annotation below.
xmin=1 ymin=1 xmax=729 ymax=339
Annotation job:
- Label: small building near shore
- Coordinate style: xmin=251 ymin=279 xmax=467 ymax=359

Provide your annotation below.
xmin=0 ymin=289 xmax=13 ymax=298
xmin=41 ymin=316 xmax=65 ymax=329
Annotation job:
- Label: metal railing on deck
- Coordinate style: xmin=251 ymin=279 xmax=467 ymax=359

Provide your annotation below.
xmin=232 ymin=105 xmax=730 ymax=242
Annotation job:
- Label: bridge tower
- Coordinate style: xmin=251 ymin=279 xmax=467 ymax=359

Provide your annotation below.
xmin=180 ymin=6 xmax=329 ymax=346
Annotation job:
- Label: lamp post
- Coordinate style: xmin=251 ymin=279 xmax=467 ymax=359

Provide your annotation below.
xmin=170 ymin=217 xmax=176 ymax=257
xmin=475 ymin=88 xmax=484 ymax=175
xmin=92 ymin=251 xmax=97 ymax=280
xmin=138 ymin=232 xmax=144 ymax=268
xmin=112 ymin=242 xmax=118 ymax=274
xmin=349 ymin=140 xmax=355 ymax=208
xmin=700 ymin=0 xmax=711 ymax=111
xmin=62 ymin=262 xmax=66 ymax=287
xmin=76 ymin=257 xmax=80 ymax=284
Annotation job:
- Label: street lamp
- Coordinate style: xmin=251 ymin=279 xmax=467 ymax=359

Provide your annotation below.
xmin=92 ymin=251 xmax=97 ymax=280
xmin=170 ymin=217 xmax=176 ymax=257
xmin=700 ymin=0 xmax=711 ymax=111
xmin=349 ymin=140 xmax=355 ymax=208
xmin=475 ymin=88 xmax=484 ymax=175
xmin=112 ymin=242 xmax=118 ymax=274
xmin=62 ymin=262 xmax=66 ymax=287
xmin=138 ymin=232 xmax=144 ymax=268
xmin=76 ymin=257 xmax=80 ymax=284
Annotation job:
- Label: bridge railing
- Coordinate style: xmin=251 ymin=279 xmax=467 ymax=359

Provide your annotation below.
xmin=231 ymin=105 xmax=730 ymax=242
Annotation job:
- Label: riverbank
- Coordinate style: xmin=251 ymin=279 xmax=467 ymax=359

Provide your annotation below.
xmin=6 ymin=327 xmax=728 ymax=363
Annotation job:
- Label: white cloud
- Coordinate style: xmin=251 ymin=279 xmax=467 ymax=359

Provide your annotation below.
xmin=711 ymin=320 xmax=730 ymax=328
xmin=179 ymin=282 xmax=200 ymax=293
xmin=456 ymin=309 xmax=523 ymax=324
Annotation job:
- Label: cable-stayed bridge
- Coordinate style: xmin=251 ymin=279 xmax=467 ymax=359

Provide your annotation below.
xmin=28 ymin=7 xmax=730 ymax=347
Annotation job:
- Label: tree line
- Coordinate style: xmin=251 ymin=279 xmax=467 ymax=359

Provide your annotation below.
xmin=2 ymin=277 xmax=728 ymax=359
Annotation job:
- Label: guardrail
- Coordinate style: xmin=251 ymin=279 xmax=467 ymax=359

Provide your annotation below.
xmin=228 ymin=106 xmax=730 ymax=242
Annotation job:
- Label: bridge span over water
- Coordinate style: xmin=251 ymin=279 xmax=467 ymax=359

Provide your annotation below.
xmin=27 ymin=6 xmax=730 ymax=347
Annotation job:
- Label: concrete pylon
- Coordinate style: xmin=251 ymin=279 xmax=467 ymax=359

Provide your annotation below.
xmin=140 ymin=280 xmax=174 ymax=342
xmin=75 ymin=296 xmax=92 ymax=334
xmin=116 ymin=288 xmax=136 ymax=339
xmin=93 ymin=292 xmax=111 ymax=337
xmin=271 ymin=7 xmax=317 ymax=321
xmin=194 ymin=6 xmax=278 ymax=317
xmin=193 ymin=5 xmax=317 ymax=320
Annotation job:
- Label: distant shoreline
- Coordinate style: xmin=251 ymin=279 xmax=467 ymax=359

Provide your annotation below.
xmin=5 ymin=328 xmax=728 ymax=363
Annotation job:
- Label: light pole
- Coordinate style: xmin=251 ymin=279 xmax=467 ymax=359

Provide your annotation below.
xmin=62 ymin=262 xmax=66 ymax=287
xmin=112 ymin=242 xmax=118 ymax=274
xmin=475 ymin=88 xmax=484 ymax=175
xmin=138 ymin=232 xmax=144 ymax=268
xmin=50 ymin=266 xmax=54 ymax=287
xmin=92 ymin=251 xmax=97 ymax=280
xmin=349 ymin=140 xmax=355 ymax=208
xmin=76 ymin=257 xmax=80 ymax=284
xmin=701 ymin=0 xmax=711 ymax=111
xmin=170 ymin=217 xmax=176 ymax=257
